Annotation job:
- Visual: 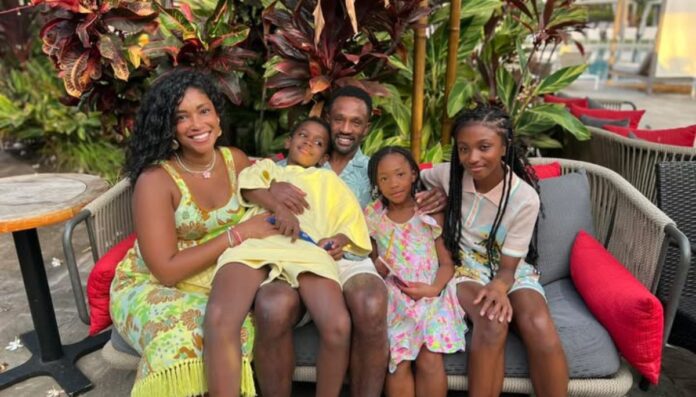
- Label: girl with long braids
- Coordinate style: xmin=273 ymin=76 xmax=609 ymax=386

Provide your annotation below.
xmin=365 ymin=146 xmax=466 ymax=397
xmin=420 ymin=103 xmax=568 ymax=397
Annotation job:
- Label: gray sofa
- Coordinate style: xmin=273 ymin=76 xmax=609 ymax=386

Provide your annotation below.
xmin=63 ymin=158 xmax=689 ymax=396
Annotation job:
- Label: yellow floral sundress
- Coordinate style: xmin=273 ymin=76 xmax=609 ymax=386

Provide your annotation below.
xmin=110 ymin=147 xmax=255 ymax=397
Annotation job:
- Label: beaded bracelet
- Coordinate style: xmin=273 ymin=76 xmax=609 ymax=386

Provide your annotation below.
xmin=226 ymin=227 xmax=235 ymax=248
xmin=231 ymin=228 xmax=244 ymax=245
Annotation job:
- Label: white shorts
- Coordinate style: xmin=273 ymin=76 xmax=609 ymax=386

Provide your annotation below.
xmin=295 ymin=257 xmax=383 ymax=327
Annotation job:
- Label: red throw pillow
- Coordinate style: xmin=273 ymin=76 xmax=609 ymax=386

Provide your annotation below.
xmin=544 ymin=94 xmax=589 ymax=109
xmin=569 ymin=104 xmax=645 ymax=129
xmin=419 ymin=162 xmax=433 ymax=171
xmin=570 ymin=230 xmax=663 ymax=384
xmin=87 ymin=234 xmax=136 ymax=335
xmin=604 ymin=125 xmax=696 ymax=147
xmin=530 ymin=162 xmax=562 ymax=180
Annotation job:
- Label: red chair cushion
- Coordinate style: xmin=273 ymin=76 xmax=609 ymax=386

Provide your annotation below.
xmin=530 ymin=162 xmax=562 ymax=180
xmin=570 ymin=230 xmax=663 ymax=384
xmin=604 ymin=125 xmax=696 ymax=147
xmin=544 ymin=94 xmax=589 ymax=109
xmin=569 ymin=104 xmax=645 ymax=129
xmin=87 ymin=234 xmax=136 ymax=335
xmin=419 ymin=162 xmax=433 ymax=170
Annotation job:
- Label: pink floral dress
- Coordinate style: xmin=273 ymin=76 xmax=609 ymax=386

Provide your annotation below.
xmin=364 ymin=200 xmax=467 ymax=372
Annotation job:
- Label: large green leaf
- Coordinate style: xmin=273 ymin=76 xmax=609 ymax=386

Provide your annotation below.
xmin=496 ymin=67 xmax=515 ymax=113
xmin=528 ymin=135 xmax=563 ymax=149
xmin=446 ymin=79 xmax=472 ymax=118
xmin=536 ymin=64 xmax=587 ymax=95
xmin=461 ymin=0 xmax=502 ymax=16
xmin=522 ymin=104 xmax=589 ymax=141
xmin=156 ymin=5 xmax=200 ymax=42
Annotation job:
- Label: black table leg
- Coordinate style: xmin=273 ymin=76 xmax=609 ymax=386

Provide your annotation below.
xmin=0 ymin=229 xmax=109 ymax=396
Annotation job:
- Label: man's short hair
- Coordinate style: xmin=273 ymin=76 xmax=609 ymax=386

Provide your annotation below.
xmin=326 ymin=86 xmax=372 ymax=119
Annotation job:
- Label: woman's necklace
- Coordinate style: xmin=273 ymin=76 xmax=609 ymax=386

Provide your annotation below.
xmin=174 ymin=151 xmax=216 ymax=179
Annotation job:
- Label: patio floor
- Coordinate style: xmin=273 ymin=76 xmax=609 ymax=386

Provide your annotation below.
xmin=1 ymin=81 xmax=695 ymax=395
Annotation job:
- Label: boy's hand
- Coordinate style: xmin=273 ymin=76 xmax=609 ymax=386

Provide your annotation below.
xmin=269 ymin=181 xmax=309 ymax=215
xmin=397 ymin=281 xmax=439 ymax=301
xmin=473 ymin=279 xmax=513 ymax=323
xmin=415 ymin=187 xmax=447 ymax=214
xmin=317 ymin=234 xmax=349 ymax=260
xmin=272 ymin=206 xmax=300 ymax=241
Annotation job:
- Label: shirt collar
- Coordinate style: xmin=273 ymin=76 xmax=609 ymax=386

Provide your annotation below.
xmin=463 ymin=168 xmax=519 ymax=204
xmin=325 ymin=148 xmax=369 ymax=172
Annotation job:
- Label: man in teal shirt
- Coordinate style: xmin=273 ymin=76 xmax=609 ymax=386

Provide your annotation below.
xmin=255 ymin=87 xmax=444 ymax=397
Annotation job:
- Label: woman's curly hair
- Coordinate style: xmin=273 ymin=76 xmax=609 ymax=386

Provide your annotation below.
xmin=123 ymin=69 xmax=228 ymax=182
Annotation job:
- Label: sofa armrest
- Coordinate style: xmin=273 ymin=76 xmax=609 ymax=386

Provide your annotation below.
xmin=61 ymin=178 xmax=135 ymax=325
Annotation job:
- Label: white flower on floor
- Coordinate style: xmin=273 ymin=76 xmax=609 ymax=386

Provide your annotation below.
xmin=50 ymin=257 xmax=63 ymax=268
xmin=5 ymin=337 xmax=23 ymax=351
xmin=46 ymin=387 xmax=64 ymax=397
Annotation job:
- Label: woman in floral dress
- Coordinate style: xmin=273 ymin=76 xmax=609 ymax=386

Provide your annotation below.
xmin=109 ymin=69 xmax=277 ymax=397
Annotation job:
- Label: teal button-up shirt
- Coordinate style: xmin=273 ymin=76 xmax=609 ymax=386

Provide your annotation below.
xmin=323 ymin=148 xmax=371 ymax=209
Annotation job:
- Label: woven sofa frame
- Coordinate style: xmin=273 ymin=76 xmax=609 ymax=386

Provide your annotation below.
xmin=569 ymin=126 xmax=696 ymax=203
xmin=62 ymin=158 xmax=690 ymax=396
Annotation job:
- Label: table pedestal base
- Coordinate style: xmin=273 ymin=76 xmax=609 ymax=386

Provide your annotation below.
xmin=0 ymin=330 xmax=111 ymax=396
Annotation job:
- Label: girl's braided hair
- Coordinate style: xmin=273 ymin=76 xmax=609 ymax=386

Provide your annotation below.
xmin=443 ymin=103 xmax=540 ymax=270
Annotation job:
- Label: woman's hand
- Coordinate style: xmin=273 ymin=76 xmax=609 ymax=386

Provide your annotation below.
xmin=397 ymin=281 xmax=440 ymax=301
xmin=317 ymin=233 xmax=349 ymax=260
xmin=269 ymin=181 xmax=309 ymax=215
xmin=234 ymin=213 xmax=281 ymax=241
xmin=415 ymin=187 xmax=447 ymax=214
xmin=272 ymin=205 xmax=301 ymax=241
xmin=473 ymin=279 xmax=513 ymax=323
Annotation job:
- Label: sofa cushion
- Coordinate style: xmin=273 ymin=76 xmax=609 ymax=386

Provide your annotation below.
xmin=87 ymin=234 xmax=136 ymax=335
xmin=293 ymin=278 xmax=621 ymax=378
xmin=569 ymin=104 xmax=645 ymax=129
xmin=604 ymin=124 xmax=696 ymax=147
xmin=110 ymin=327 xmax=140 ymax=357
xmin=571 ymin=230 xmax=664 ymax=384
xmin=579 ymin=114 xmax=630 ymax=129
xmin=544 ymin=94 xmax=589 ymax=109
xmin=536 ymin=170 xmax=595 ymax=285
xmin=530 ymin=162 xmax=562 ymax=180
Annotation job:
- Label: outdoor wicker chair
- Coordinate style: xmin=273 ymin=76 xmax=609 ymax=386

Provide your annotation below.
xmin=655 ymin=161 xmax=696 ymax=353
xmin=591 ymin=98 xmax=638 ymax=111
xmin=569 ymin=126 xmax=696 ymax=203
xmin=62 ymin=159 xmax=690 ymax=396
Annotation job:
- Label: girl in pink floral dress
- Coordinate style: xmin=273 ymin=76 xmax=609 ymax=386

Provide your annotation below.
xmin=365 ymin=146 xmax=466 ymax=397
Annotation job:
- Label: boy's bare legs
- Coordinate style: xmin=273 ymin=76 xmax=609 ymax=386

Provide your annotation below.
xmin=298 ymin=273 xmax=351 ymax=397
xmin=253 ymin=281 xmax=302 ymax=397
xmin=457 ymin=282 xmax=508 ymax=397
xmin=343 ymin=274 xmax=389 ymax=397
xmin=415 ymin=347 xmax=447 ymax=397
xmin=510 ymin=290 xmax=568 ymax=397
xmin=204 ymin=263 xmax=268 ymax=397
xmin=385 ymin=362 xmax=414 ymax=397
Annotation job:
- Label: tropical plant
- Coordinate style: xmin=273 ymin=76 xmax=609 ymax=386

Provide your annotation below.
xmin=140 ymin=0 xmax=259 ymax=105
xmin=263 ymin=0 xmax=428 ymax=113
xmin=0 ymin=0 xmax=37 ymax=67
xmin=451 ymin=0 xmax=591 ymax=149
xmin=0 ymin=56 xmax=123 ymax=182
xmin=373 ymin=0 xmax=589 ymax=156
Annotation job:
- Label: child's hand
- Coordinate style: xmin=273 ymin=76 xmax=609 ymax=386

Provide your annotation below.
xmin=272 ymin=206 xmax=301 ymax=241
xmin=473 ymin=279 xmax=513 ymax=323
xmin=397 ymin=282 xmax=439 ymax=301
xmin=374 ymin=256 xmax=389 ymax=278
xmin=317 ymin=234 xmax=349 ymax=260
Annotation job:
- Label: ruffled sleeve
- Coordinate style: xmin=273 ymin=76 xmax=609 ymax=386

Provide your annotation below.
xmin=418 ymin=212 xmax=442 ymax=239
xmin=363 ymin=200 xmax=385 ymax=238
xmin=235 ymin=159 xmax=282 ymax=207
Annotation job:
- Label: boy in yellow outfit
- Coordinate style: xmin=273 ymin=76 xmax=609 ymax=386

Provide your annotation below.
xmin=204 ymin=117 xmax=371 ymax=397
